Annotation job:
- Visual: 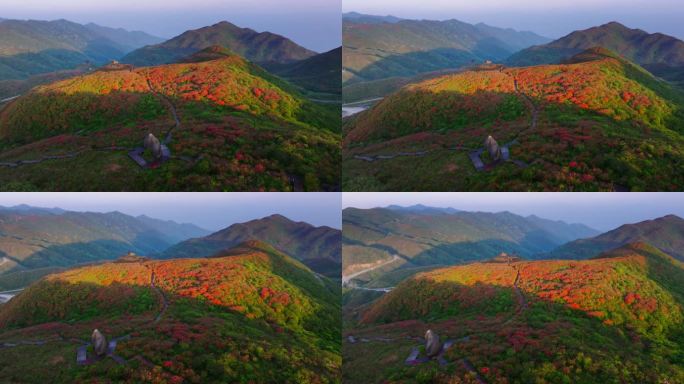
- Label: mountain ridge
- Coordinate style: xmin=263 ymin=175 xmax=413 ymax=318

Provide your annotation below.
xmin=121 ymin=21 xmax=316 ymax=67
xmin=0 ymin=18 xmax=163 ymax=80
xmin=507 ymin=21 xmax=684 ymax=87
xmin=161 ymin=214 xmax=342 ymax=277
xmin=343 ymin=15 xmax=550 ymax=85
xmin=546 ymin=214 xmax=684 ymax=261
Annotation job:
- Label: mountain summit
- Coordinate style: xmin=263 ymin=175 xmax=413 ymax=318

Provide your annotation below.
xmin=546 ymin=215 xmax=684 ymax=261
xmin=507 ymin=22 xmax=684 ymax=85
xmin=122 ymin=21 xmax=316 ymax=66
xmin=161 ymin=214 xmax=341 ymax=277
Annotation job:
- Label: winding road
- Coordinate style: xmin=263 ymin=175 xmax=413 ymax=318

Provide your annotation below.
xmin=342 ymin=254 xmax=400 ymax=285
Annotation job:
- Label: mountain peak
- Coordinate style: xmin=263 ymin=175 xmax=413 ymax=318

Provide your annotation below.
xmin=601 ymin=21 xmax=628 ymax=30
xmin=122 ymin=21 xmax=315 ymax=66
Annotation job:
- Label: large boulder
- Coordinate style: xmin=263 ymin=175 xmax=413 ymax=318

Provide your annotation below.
xmin=484 ymin=135 xmax=502 ymax=162
xmin=92 ymin=329 xmax=107 ymax=357
xmin=425 ymin=329 xmax=443 ymax=358
xmin=143 ymin=133 xmax=162 ymax=160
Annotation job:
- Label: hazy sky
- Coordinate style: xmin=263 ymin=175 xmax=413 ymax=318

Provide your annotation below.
xmin=343 ymin=0 xmax=684 ymax=40
xmin=2 ymin=0 xmax=341 ymax=52
xmin=343 ymin=193 xmax=684 ymax=231
xmin=0 ymin=193 xmax=342 ymax=231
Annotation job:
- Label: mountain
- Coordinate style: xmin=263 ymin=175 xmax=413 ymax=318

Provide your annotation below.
xmin=265 ymin=47 xmax=342 ymax=96
xmin=0 ymin=241 xmax=341 ymax=382
xmin=0 ymin=49 xmax=340 ymax=192
xmin=343 ymin=47 xmax=684 ymax=191
xmin=121 ymin=21 xmax=316 ymax=67
xmin=161 ymin=214 xmax=341 ymax=277
xmin=546 ymin=215 xmax=684 ymax=261
xmin=385 ymin=204 xmax=461 ymax=215
xmin=82 ymin=23 xmax=164 ymax=53
xmin=0 ymin=208 xmax=208 ymax=288
xmin=342 ymin=207 xmax=598 ymax=281
xmin=344 ymin=241 xmax=684 ymax=383
xmin=342 ymin=15 xmax=550 ymax=85
xmin=507 ymin=22 xmax=684 ymax=87
xmin=0 ymin=204 xmax=66 ymax=215
xmin=342 ymin=12 xmax=403 ymax=24
xmin=0 ymin=19 xmax=162 ymax=80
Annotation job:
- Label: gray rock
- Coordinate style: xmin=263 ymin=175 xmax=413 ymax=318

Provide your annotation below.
xmin=143 ymin=133 xmax=162 ymax=160
xmin=92 ymin=329 xmax=107 ymax=357
xmin=484 ymin=135 xmax=502 ymax=162
xmin=425 ymin=329 xmax=443 ymax=358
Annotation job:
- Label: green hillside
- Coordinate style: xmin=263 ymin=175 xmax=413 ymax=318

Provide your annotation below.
xmin=343 ymin=242 xmax=684 ymax=383
xmin=0 ymin=50 xmax=340 ymax=191
xmin=0 ymin=241 xmax=341 ymax=383
xmin=343 ymin=48 xmax=684 ymax=191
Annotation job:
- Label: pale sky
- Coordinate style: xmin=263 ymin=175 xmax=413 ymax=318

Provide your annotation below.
xmin=343 ymin=193 xmax=684 ymax=231
xmin=2 ymin=0 xmax=341 ymax=52
xmin=343 ymin=0 xmax=684 ymax=41
xmin=0 ymin=193 xmax=342 ymax=231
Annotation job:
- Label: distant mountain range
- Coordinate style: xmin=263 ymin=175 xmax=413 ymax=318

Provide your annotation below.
xmin=343 ymin=13 xmax=550 ymax=85
xmin=508 ymin=22 xmax=684 ymax=87
xmin=121 ymin=21 xmax=316 ymax=67
xmin=545 ymin=214 xmax=684 ymax=261
xmin=0 ymin=207 xmax=208 ymax=281
xmin=0 ymin=19 xmax=163 ymax=80
xmin=343 ymin=206 xmax=684 ymax=290
xmin=343 ymin=12 xmax=403 ymax=24
xmin=161 ymin=214 xmax=342 ymax=277
xmin=342 ymin=207 xmax=599 ymax=279
xmin=0 ymin=208 xmax=340 ymax=290
xmin=384 ymin=204 xmax=461 ymax=215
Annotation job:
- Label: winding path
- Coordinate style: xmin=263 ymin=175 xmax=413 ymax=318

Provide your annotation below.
xmin=0 ymin=268 xmax=173 ymax=375
xmin=0 ymin=147 xmax=132 ymax=169
xmin=76 ymin=268 xmax=167 ymax=366
xmin=352 ymin=146 xmax=475 ymax=163
xmin=351 ymin=70 xmax=536 ymax=173
xmin=346 ymin=263 xmax=529 ymax=383
xmin=0 ymin=77 xmax=185 ymax=170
